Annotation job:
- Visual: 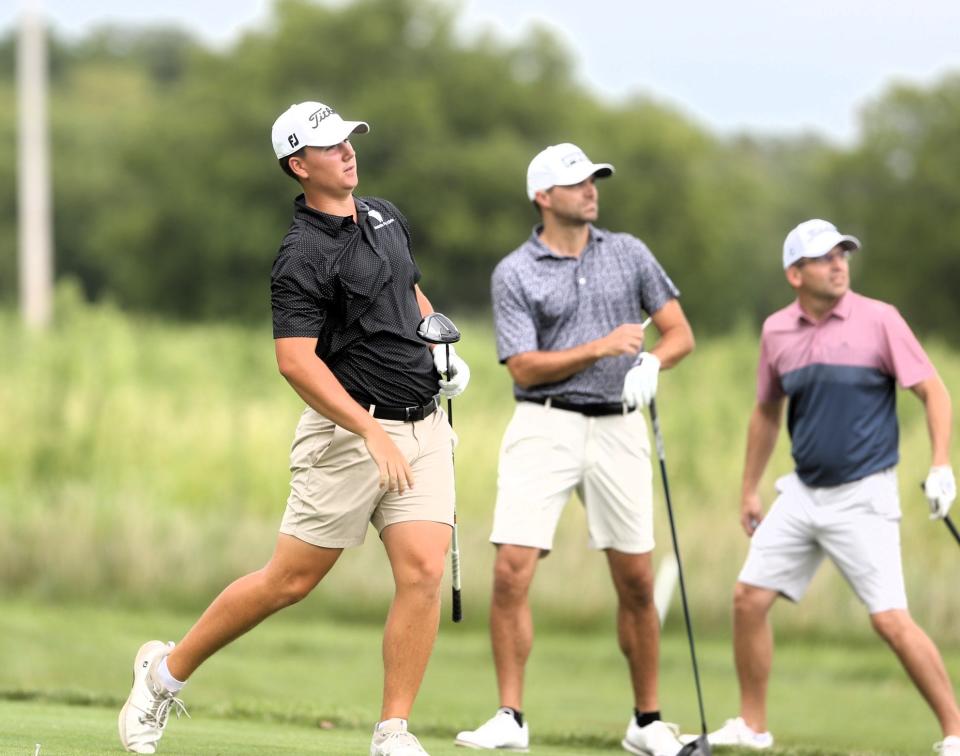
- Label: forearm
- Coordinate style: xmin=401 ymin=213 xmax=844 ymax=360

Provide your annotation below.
xmin=742 ymin=402 xmax=783 ymax=497
xmin=415 ymin=285 xmax=434 ymax=318
xmin=916 ymin=374 xmax=952 ymax=466
xmin=507 ymin=341 xmax=606 ymax=389
xmin=648 ymin=320 xmax=694 ymax=370
xmin=276 ymin=339 xmax=381 ymax=438
xmin=646 ymin=299 xmax=694 ymax=370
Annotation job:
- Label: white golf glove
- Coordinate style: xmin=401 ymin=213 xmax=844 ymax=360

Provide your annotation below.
xmin=924 ymin=465 xmax=956 ymax=520
xmin=621 ymin=352 xmax=661 ymax=409
xmin=433 ymin=344 xmax=470 ymax=398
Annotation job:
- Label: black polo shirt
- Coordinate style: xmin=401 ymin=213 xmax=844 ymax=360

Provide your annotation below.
xmin=271 ymin=194 xmax=437 ymax=407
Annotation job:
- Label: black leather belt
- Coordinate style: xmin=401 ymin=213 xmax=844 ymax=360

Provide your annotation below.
xmin=523 ymin=397 xmax=632 ymax=417
xmin=370 ymin=395 xmax=440 ymax=421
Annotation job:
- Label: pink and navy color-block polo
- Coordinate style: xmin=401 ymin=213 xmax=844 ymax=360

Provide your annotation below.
xmin=757 ymin=291 xmax=934 ymax=487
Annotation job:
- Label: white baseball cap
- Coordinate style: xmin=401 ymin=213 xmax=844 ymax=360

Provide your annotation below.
xmin=271 ymin=101 xmax=369 ymax=159
xmin=782 ymin=218 xmax=861 ymax=269
xmin=526 ymin=143 xmax=614 ymax=200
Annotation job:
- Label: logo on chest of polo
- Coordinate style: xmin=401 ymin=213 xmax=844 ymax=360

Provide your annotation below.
xmin=368 ymin=209 xmax=395 ymax=230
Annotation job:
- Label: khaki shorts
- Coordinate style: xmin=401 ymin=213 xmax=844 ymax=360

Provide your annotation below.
xmin=279 ymin=406 xmax=456 ymax=548
xmin=490 ymin=401 xmax=654 ymax=554
xmin=739 ymin=468 xmax=906 ymax=613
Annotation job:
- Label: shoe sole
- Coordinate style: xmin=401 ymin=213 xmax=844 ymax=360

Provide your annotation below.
xmin=454 ymin=739 xmax=529 ymax=752
xmin=620 ymin=738 xmax=650 ymax=756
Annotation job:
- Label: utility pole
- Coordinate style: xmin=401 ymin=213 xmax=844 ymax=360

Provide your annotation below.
xmin=17 ymin=0 xmax=54 ymax=328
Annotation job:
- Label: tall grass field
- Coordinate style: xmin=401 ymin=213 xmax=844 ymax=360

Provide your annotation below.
xmin=2 ymin=289 xmax=958 ymax=638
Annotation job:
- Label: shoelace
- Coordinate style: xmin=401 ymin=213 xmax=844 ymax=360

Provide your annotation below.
xmin=376 ymin=729 xmax=423 ymax=753
xmin=139 ymin=690 xmax=190 ymax=730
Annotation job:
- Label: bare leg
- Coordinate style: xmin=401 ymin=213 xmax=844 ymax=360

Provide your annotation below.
xmin=732 ymin=582 xmax=779 ymax=732
xmin=606 ymin=549 xmax=660 ymax=711
xmin=379 ymin=520 xmax=451 ymax=721
xmin=167 ymin=534 xmax=342 ymax=680
xmin=871 ymin=609 xmax=960 ymax=737
xmin=490 ymin=544 xmax=541 ymax=711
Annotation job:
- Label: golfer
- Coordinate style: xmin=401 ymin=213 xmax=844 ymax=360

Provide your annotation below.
xmin=706 ymin=219 xmax=960 ymax=754
xmin=455 ymin=143 xmax=694 ymax=755
xmin=118 ymin=101 xmax=470 ymax=756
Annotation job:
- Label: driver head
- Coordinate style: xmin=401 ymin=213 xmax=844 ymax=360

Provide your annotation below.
xmin=417 ymin=313 xmax=461 ymax=344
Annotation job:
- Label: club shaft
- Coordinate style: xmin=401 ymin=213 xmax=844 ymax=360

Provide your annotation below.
xmin=444 ymin=356 xmax=462 ymax=623
xmin=650 ymin=399 xmax=709 ymax=734
xmin=946 ymin=515 xmax=960 ymax=547
xmin=451 ymin=517 xmax=462 ymax=622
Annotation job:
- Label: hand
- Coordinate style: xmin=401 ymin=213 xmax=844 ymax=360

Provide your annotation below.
xmin=621 ymin=352 xmax=660 ymax=408
xmin=433 ymin=344 xmax=470 ymax=398
xmin=924 ymin=465 xmax=956 ymax=519
xmin=362 ymin=425 xmax=415 ymax=493
xmin=741 ymin=491 xmax=764 ymax=536
xmin=596 ymin=323 xmax=646 ymax=358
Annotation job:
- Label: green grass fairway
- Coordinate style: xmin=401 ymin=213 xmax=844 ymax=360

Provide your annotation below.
xmin=0 ymin=600 xmax=954 ymax=755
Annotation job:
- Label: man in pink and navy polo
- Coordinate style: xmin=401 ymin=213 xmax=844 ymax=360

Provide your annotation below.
xmin=704 ymin=219 xmax=960 ymax=754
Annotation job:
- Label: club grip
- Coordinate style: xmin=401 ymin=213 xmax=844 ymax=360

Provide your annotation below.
xmin=452 ymin=588 xmax=462 ymax=622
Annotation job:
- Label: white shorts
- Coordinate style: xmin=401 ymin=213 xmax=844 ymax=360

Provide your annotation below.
xmin=738 ymin=468 xmax=906 ymax=614
xmin=489 ymin=401 xmax=654 ymax=554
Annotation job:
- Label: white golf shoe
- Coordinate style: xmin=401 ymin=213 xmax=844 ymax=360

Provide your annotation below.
xmin=704 ymin=717 xmax=773 ymax=749
xmin=370 ymin=719 xmax=429 ymax=755
xmin=936 ymin=735 xmax=960 ymax=755
xmin=118 ymin=641 xmax=188 ymax=754
xmin=455 ymin=707 xmax=530 ymax=751
xmin=621 ymin=718 xmax=683 ymax=756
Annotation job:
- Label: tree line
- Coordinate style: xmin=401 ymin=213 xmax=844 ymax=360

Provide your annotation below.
xmin=1 ymin=0 xmax=958 ymax=338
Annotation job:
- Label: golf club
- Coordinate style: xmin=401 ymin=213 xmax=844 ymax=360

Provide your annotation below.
xmin=919 ymin=482 xmax=960 ymax=549
xmin=416 ymin=312 xmax=463 ymax=622
xmin=649 ymin=398 xmax=712 ymax=756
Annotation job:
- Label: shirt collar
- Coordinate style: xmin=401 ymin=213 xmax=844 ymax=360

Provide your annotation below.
xmin=791 ymin=290 xmax=853 ymax=325
xmin=526 ymin=223 xmax=604 ymax=259
xmin=293 ymin=193 xmax=361 ymax=237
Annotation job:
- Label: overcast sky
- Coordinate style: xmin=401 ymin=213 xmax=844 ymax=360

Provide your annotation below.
xmin=5 ymin=0 xmax=960 ymax=144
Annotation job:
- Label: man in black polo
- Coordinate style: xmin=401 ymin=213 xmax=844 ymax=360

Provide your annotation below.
xmin=118 ymin=101 xmax=469 ymax=756
xmin=455 ymin=143 xmax=693 ymax=755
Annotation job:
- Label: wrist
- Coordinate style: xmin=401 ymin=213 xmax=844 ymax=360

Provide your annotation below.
xmin=591 ymin=337 xmax=610 ymax=361
xmin=637 ymin=351 xmax=661 ymax=368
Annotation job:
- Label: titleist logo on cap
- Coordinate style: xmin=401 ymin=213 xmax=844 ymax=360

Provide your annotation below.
xmin=309 ymin=106 xmax=335 ymax=128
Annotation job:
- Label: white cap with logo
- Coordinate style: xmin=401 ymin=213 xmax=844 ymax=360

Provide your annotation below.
xmin=526 ymin=143 xmax=614 ymax=201
xmin=782 ymin=219 xmax=861 ymax=269
xmin=271 ymin=101 xmax=369 ymax=159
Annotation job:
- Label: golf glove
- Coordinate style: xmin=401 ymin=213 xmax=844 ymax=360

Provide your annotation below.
xmin=433 ymin=344 xmax=470 ymax=398
xmin=621 ymin=352 xmax=660 ymax=409
xmin=924 ymin=465 xmax=956 ymax=520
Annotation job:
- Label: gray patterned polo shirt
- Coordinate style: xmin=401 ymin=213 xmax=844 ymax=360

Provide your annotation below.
xmin=491 ymin=224 xmax=680 ymax=404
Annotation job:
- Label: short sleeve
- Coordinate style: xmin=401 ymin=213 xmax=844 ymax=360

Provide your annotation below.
xmin=880 ymin=306 xmax=934 ymax=388
xmin=270 ymin=246 xmax=330 ymax=338
xmin=756 ymin=329 xmax=784 ymax=403
xmin=491 ymin=262 xmax=538 ymax=363
xmin=633 ymin=239 xmax=681 ymax=316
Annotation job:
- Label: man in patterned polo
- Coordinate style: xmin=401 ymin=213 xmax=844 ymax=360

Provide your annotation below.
xmin=455 ymin=143 xmax=694 ymax=755
xmin=118 ymin=101 xmax=470 ymax=756
xmin=703 ymin=219 xmax=960 ymax=754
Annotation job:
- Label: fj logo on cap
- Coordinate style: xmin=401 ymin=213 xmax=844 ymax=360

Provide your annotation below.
xmin=309 ymin=106 xmax=335 ymax=128
xmin=287 ymin=134 xmax=299 ymax=149
xmin=561 ymin=151 xmax=587 ymax=167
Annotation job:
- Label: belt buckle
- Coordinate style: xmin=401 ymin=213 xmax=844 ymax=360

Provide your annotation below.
xmin=403 ymin=405 xmax=417 ymax=421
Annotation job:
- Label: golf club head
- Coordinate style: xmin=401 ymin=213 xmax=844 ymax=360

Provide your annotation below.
xmin=417 ymin=312 xmax=461 ymax=344
xmin=677 ymin=735 xmax=712 ymax=756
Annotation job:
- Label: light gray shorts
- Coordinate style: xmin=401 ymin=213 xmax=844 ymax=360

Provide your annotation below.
xmin=490 ymin=401 xmax=654 ymax=554
xmin=739 ymin=468 xmax=907 ymax=613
